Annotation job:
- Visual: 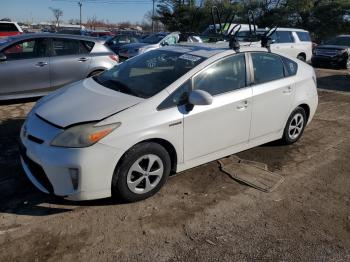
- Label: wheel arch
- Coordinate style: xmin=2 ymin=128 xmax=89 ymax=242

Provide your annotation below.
xmin=114 ymin=138 xmax=178 ymax=179
xmin=297 ymin=103 xmax=310 ymax=122
xmin=87 ymin=68 xmax=106 ymax=77
xmin=297 ymin=52 xmax=306 ymax=60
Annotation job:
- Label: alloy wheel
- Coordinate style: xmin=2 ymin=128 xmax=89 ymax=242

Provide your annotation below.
xmin=127 ymin=154 xmax=164 ymax=194
xmin=288 ymin=113 xmax=304 ymax=140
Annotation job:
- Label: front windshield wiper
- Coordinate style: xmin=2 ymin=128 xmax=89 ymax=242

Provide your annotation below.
xmin=106 ymin=79 xmax=140 ymax=97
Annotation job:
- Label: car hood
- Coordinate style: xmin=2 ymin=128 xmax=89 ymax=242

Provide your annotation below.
xmin=35 ymin=78 xmax=143 ymax=128
xmin=316 ymin=45 xmax=349 ymax=50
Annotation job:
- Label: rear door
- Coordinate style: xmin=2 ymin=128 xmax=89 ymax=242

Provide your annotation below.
xmin=249 ymin=52 xmax=295 ymax=140
xmin=49 ymin=38 xmax=92 ymax=89
xmin=0 ymin=38 xmax=50 ymax=96
xmin=270 ymin=31 xmax=297 ymax=58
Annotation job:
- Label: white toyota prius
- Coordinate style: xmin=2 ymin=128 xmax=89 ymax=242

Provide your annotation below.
xmin=19 ymin=44 xmax=318 ymax=202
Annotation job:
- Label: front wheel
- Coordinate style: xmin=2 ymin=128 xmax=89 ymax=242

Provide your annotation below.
xmin=282 ymin=107 xmax=307 ymax=145
xmin=112 ymin=142 xmax=171 ymax=202
xmin=343 ymin=56 xmax=350 ymax=69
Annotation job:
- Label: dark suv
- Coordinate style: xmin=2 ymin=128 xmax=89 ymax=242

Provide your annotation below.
xmin=312 ymin=35 xmax=350 ymax=69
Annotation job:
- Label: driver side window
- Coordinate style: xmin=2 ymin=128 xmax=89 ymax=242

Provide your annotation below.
xmin=193 ymin=54 xmax=247 ymax=96
xmin=164 ymin=36 xmax=177 ymax=46
xmin=3 ymin=39 xmax=47 ymax=60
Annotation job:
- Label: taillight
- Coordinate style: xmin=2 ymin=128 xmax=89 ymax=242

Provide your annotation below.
xmin=109 ymin=54 xmax=119 ymax=63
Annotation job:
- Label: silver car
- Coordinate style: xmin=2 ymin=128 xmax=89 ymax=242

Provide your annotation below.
xmin=0 ymin=34 xmax=118 ymax=100
xmin=118 ymin=32 xmax=179 ymax=60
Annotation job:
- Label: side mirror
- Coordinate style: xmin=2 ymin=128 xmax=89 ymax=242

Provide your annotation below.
xmin=188 ymin=90 xmax=213 ymax=106
xmin=161 ymin=42 xmax=169 ymax=46
xmin=0 ymin=52 xmax=7 ymax=62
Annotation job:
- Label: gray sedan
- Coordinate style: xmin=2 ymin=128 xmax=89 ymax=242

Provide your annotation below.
xmin=0 ymin=34 xmax=118 ymax=100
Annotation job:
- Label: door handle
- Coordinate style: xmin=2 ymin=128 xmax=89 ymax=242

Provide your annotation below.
xmin=78 ymin=57 xmax=89 ymax=62
xmin=35 ymin=62 xmax=48 ymax=67
xmin=283 ymin=86 xmax=292 ymax=94
xmin=236 ymin=100 xmax=248 ymax=111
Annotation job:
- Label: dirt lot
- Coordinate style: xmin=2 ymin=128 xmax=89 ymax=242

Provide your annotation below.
xmin=0 ymin=68 xmax=349 ymax=261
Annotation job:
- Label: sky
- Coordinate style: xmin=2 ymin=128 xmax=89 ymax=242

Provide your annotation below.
xmin=1 ymin=0 xmax=154 ymax=24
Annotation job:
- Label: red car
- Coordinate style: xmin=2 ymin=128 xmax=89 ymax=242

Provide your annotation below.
xmin=89 ymin=31 xmax=114 ymax=38
xmin=0 ymin=21 xmax=23 ymax=38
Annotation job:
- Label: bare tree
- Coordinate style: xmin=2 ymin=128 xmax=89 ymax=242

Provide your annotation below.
xmin=50 ymin=7 xmax=63 ymax=29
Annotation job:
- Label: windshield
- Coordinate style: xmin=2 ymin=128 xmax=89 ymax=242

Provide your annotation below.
xmin=94 ymin=50 xmax=205 ymax=98
xmin=141 ymin=34 xmax=166 ymax=44
xmin=325 ymin=37 xmax=350 ymax=46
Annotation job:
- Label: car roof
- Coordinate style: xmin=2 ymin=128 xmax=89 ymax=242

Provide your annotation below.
xmin=2 ymin=33 xmax=103 ymax=42
xmin=162 ymin=42 xmax=268 ymax=58
xmin=0 ymin=21 xmax=18 ymax=24
xmin=276 ymin=28 xmax=309 ymax=32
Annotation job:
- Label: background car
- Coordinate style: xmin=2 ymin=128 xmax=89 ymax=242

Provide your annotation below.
xmin=312 ymin=35 xmax=350 ymax=69
xmin=118 ymin=32 xmax=179 ymax=60
xmin=19 ymin=45 xmax=318 ymax=202
xmin=105 ymin=34 xmax=140 ymax=55
xmin=0 ymin=21 xmax=23 ymax=38
xmin=89 ymin=30 xmax=114 ymax=38
xmin=0 ymin=33 xmax=118 ymax=100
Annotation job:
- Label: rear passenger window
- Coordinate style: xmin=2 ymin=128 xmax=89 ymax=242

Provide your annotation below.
xmin=282 ymin=57 xmax=298 ymax=76
xmin=82 ymin=41 xmax=95 ymax=52
xmin=251 ymin=53 xmax=285 ymax=84
xmin=296 ymin=32 xmax=311 ymax=42
xmin=52 ymin=39 xmax=91 ymax=56
xmin=193 ymin=54 xmax=246 ymax=96
xmin=0 ymin=23 xmax=18 ymax=32
xmin=271 ymin=31 xmax=294 ymax=43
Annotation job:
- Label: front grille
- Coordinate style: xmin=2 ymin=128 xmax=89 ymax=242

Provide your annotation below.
xmin=315 ymin=49 xmax=338 ymax=57
xmin=18 ymin=141 xmax=54 ymax=194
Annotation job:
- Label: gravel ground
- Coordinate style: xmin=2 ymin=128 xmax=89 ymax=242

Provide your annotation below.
xmin=0 ymin=68 xmax=349 ymax=262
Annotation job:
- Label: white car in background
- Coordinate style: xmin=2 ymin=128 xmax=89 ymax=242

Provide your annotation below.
xmin=239 ymin=28 xmax=313 ymax=62
xmin=19 ymin=44 xmax=318 ymax=202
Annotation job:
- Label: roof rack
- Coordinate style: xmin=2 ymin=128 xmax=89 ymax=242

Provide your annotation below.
xmin=209 ymin=6 xmax=241 ymax=52
xmin=247 ymin=10 xmax=278 ymax=51
xmin=206 ymin=6 xmax=279 ymax=52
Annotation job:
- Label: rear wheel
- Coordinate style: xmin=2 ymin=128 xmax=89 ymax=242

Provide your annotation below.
xmin=88 ymin=70 xmax=104 ymax=77
xmin=112 ymin=142 xmax=171 ymax=202
xmin=297 ymin=54 xmax=306 ymax=62
xmin=343 ymin=56 xmax=350 ymax=69
xmin=282 ymin=107 xmax=307 ymax=145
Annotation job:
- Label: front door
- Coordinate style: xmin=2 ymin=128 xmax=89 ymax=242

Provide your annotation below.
xmin=184 ymin=53 xmax=252 ymax=161
xmin=0 ymin=38 xmax=50 ymax=96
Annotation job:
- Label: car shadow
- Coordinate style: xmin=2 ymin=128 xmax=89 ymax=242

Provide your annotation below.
xmin=0 ymin=118 xmax=123 ymax=218
xmin=317 ymin=73 xmax=350 ymax=92
xmin=0 ymin=97 xmax=40 ymax=106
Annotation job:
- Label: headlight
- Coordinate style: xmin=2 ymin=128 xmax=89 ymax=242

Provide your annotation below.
xmin=337 ymin=49 xmax=347 ymax=55
xmin=51 ymin=122 xmax=121 ymax=148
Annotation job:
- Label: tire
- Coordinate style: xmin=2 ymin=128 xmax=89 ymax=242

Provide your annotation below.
xmin=297 ymin=54 xmax=306 ymax=62
xmin=88 ymin=70 xmax=104 ymax=77
xmin=282 ymin=107 xmax=307 ymax=145
xmin=343 ymin=56 xmax=350 ymax=70
xmin=112 ymin=142 xmax=171 ymax=202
